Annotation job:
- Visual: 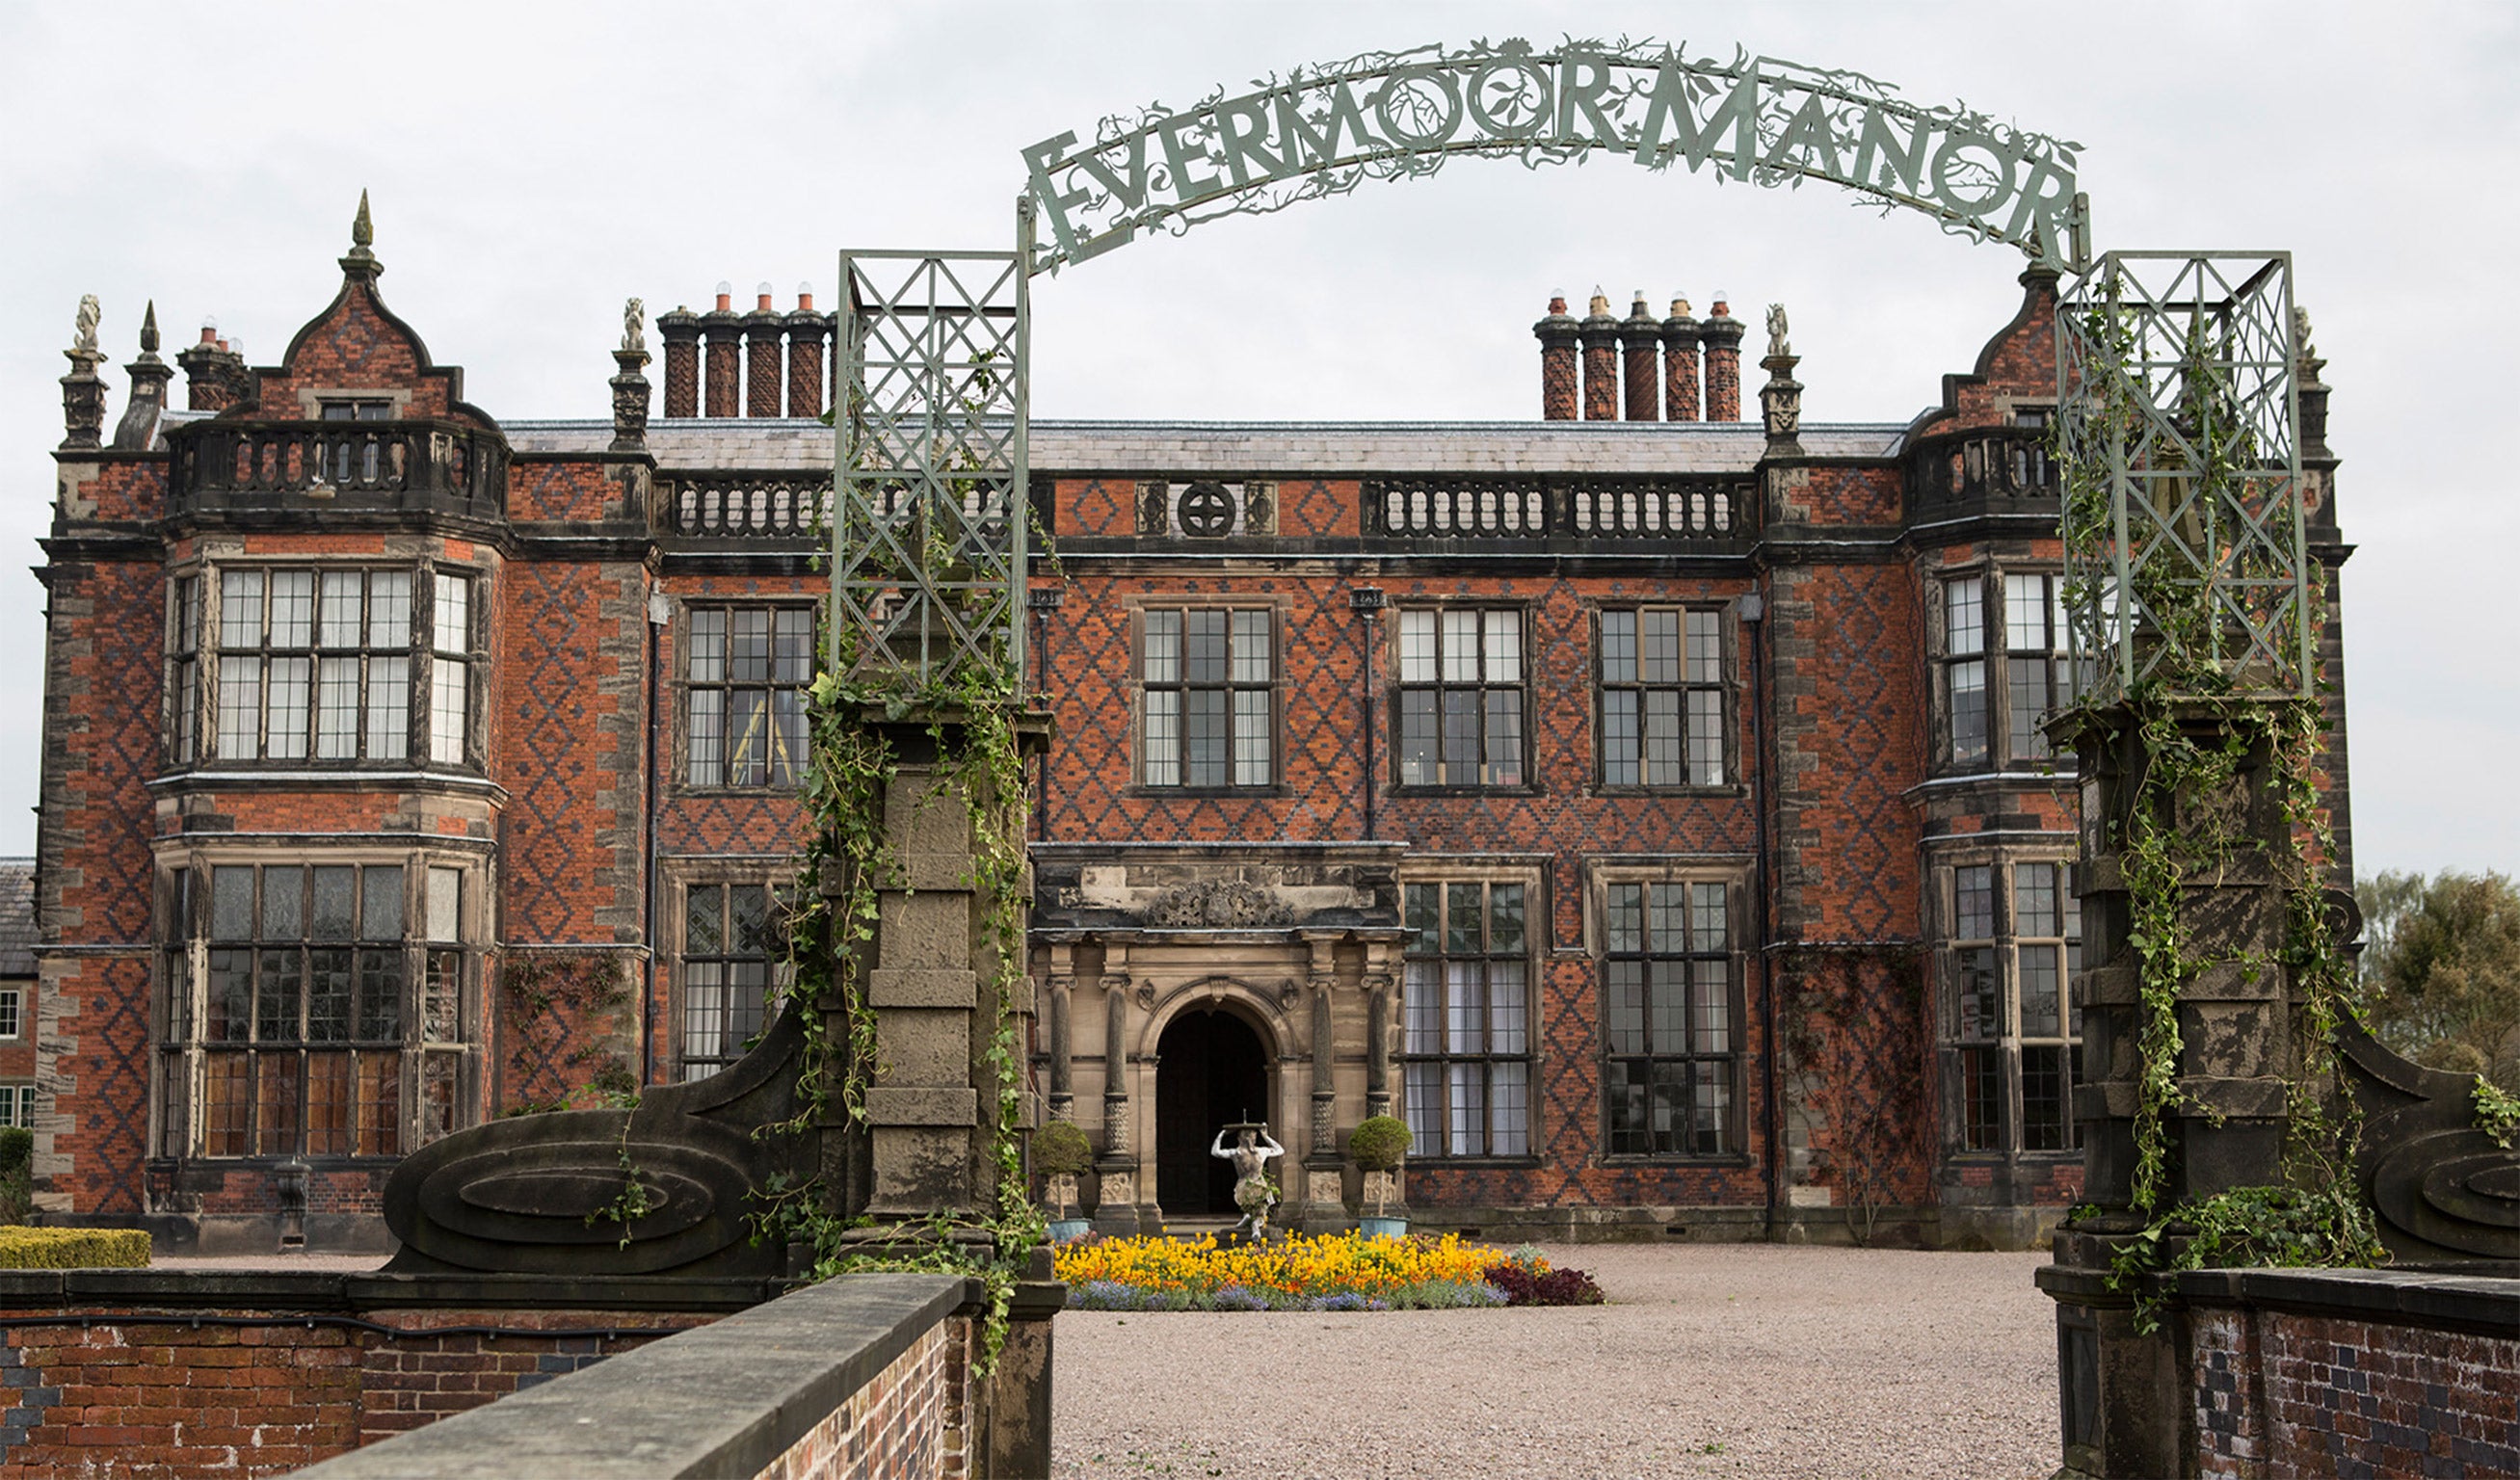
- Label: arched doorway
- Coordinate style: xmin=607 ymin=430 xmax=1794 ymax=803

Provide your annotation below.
xmin=1154 ymin=1008 xmax=1271 ymax=1217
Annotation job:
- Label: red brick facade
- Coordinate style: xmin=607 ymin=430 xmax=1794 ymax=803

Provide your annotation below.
xmin=28 ymin=225 xmax=2352 ymax=1250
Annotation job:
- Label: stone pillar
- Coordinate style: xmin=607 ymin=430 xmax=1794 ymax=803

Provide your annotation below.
xmin=1094 ymin=951 xmax=1139 ymax=1235
xmin=610 ymin=302 xmax=650 ymax=455
xmin=1532 ymin=296 xmax=1578 ymax=421
xmin=1044 ymin=945 xmax=1074 ymax=1125
xmin=1759 ymin=335 xmax=1803 ymax=459
xmin=2295 ymin=306 xmax=2331 ymax=463
xmin=112 ymin=302 xmax=174 ymax=451
xmin=59 ymin=296 xmax=107 ymax=450
xmin=786 ymin=292 xmax=831 ymax=419
xmin=702 ymin=288 xmax=741 ymax=418
xmin=1661 ymin=297 xmax=1701 ymax=422
xmin=1701 ymin=297 xmax=1745 ymax=421
xmin=1578 ymin=291 xmax=1621 ymax=421
xmin=658 ymin=307 xmax=702 ymax=418
xmin=1364 ymin=971 xmax=1393 ymax=1121
xmin=2042 ymin=701 xmax=2307 ymax=1480
xmin=744 ymin=285 xmax=784 ymax=418
xmin=1621 ymin=292 xmax=1661 ymax=421
xmin=1298 ymin=935 xmax=1349 ymax=1233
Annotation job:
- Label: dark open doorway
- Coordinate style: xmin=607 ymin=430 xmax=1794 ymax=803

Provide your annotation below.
xmin=1154 ymin=1008 xmax=1270 ymax=1217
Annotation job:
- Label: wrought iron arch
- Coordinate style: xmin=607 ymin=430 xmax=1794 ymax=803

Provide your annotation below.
xmin=1021 ymin=38 xmax=2089 ymax=276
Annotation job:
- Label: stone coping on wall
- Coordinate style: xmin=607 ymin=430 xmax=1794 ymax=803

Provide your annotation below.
xmin=289 ymin=1272 xmax=979 ymax=1479
xmin=2171 ymin=1264 xmax=2520 ymax=1339
xmin=0 ymin=1269 xmax=785 ymax=1313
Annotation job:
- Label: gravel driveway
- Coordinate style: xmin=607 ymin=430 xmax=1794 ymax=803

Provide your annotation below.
xmin=1050 ymin=1243 xmax=2059 ymax=1480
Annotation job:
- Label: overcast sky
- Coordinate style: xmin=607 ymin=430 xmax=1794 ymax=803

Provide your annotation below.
xmin=1 ymin=0 xmax=2511 ymax=875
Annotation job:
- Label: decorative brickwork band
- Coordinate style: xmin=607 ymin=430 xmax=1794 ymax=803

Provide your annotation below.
xmin=1578 ymin=292 xmax=1621 ymax=421
xmin=657 ymin=307 xmax=701 ymax=418
xmin=1701 ymin=299 xmax=1745 ymax=421
xmin=1661 ymin=298 xmax=1701 ymax=422
xmin=744 ymin=291 xmax=784 ymax=419
xmin=785 ymin=298 xmax=830 ymax=419
xmin=1621 ymin=293 xmax=1661 ymax=422
xmin=701 ymin=292 xmax=740 ymax=418
xmin=1532 ymin=296 xmax=1578 ymax=420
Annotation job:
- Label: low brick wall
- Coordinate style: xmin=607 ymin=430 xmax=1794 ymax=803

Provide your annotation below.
xmin=0 ymin=1271 xmax=773 ymax=1478
xmin=294 ymin=1274 xmax=984 ymax=1480
xmin=2180 ymin=1268 xmax=2520 ymax=1479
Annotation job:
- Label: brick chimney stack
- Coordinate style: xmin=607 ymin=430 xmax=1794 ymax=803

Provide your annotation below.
xmin=1621 ymin=292 xmax=1661 ymax=422
xmin=1660 ymin=297 xmax=1701 ymax=422
xmin=175 ymin=318 xmax=250 ymax=412
xmin=745 ymin=281 xmax=784 ymax=418
xmin=658 ymin=306 xmax=701 ymax=418
xmin=1533 ymin=295 xmax=1578 ymax=420
xmin=1578 ymin=290 xmax=1621 ymax=421
xmin=1701 ymin=294 xmax=1745 ymax=421
xmin=786 ymin=285 xmax=831 ymax=418
xmin=702 ymin=281 xmax=740 ymax=417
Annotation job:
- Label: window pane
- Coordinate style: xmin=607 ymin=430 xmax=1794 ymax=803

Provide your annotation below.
xmin=1647 ymin=883 xmax=1684 ymax=953
xmin=1490 ymin=959 xmax=1527 ymax=1055
xmin=1441 ymin=690 xmax=1477 ymax=782
xmin=258 ymin=948 xmax=302 ymax=1042
xmin=1183 ymin=688 xmax=1228 ymax=787
xmin=1143 ymin=691 xmax=1180 ymax=786
xmin=1447 ymin=1065 xmax=1483 ymax=1156
xmin=1483 ymin=691 xmax=1523 ymax=786
xmin=423 ymin=950 xmax=459 ymax=1043
xmin=220 ymin=570 xmax=264 ymax=648
xmin=1603 ymin=691 xmax=1638 ymax=787
xmin=211 ymin=866 xmax=255 ymax=939
xmin=1644 ymin=691 xmax=1682 ymax=786
xmin=689 ymin=609 xmax=727 ymax=683
xmin=1403 ymin=961 xmax=1441 ymax=1054
xmin=431 ymin=659 xmax=467 ymax=763
xmin=1142 ymin=611 xmax=1180 ymax=684
xmin=1445 ymin=883 xmax=1481 ymax=955
xmin=771 ymin=689 xmax=807 ymax=787
xmin=309 ymin=867 xmax=355 ymax=940
xmin=268 ymin=572 xmax=314 ymax=648
xmin=1690 ymin=883 xmax=1729 ymax=951
xmin=1396 ymin=610 xmax=1436 ymax=683
xmin=1441 ymin=611 xmax=1478 ymax=683
xmin=1946 ymin=579 xmax=1983 ymax=655
xmin=1961 ymin=1044 xmax=2003 ymax=1150
xmin=1490 ymin=1061 xmax=1528 ymax=1156
xmin=1484 ymin=610 xmax=1521 ymax=682
xmin=2020 ymin=944 xmax=2061 ymax=1039
xmin=365 ymin=656 xmax=408 ymax=759
xmin=1605 ymin=1060 xmax=1649 ymax=1154
xmin=433 ymin=573 xmax=469 ymax=653
xmin=203 ymin=1053 xmax=250 ymax=1156
xmin=1955 ymin=866 xmax=1995 ymax=939
xmin=1955 ymin=947 xmax=2000 ymax=1041
xmin=1182 ymin=610 xmax=1226 ymax=684
xmin=1232 ymin=690 xmax=1269 ymax=786
xmin=1403 ymin=885 xmax=1439 ymax=956
xmin=688 ymin=688 xmax=724 ymax=785
xmin=1691 ymin=1061 xmax=1732 ymax=1155
xmin=2015 ymin=864 xmax=2059 ymax=937
xmin=426 ymin=868 xmax=460 ymax=943
xmin=266 ymin=657 xmax=311 ymax=758
xmin=1404 ymin=1061 xmax=1443 ymax=1153
xmin=729 ymin=609 xmax=770 ymax=684
xmin=2022 ymin=1044 xmax=2067 ymax=1150
xmin=1398 ymin=690 xmax=1437 ymax=785
xmin=687 ymin=885 xmax=724 ymax=954
xmin=357 ymin=1051 xmax=401 ymax=1156
xmin=729 ymin=688 xmax=768 ymax=787
xmin=1489 ymin=885 xmax=1525 ymax=954
xmin=1605 ymin=961 xmax=1646 ymax=1053
xmin=1445 ymin=961 xmax=1483 ymax=1054
xmin=369 ymin=570 xmax=411 ymax=648
xmin=2005 ymin=574 xmax=2052 ymax=651
xmin=206 ymin=950 xmax=251 ymax=1042
xmin=1648 ymin=960 xmax=1686 ymax=1052
xmin=359 ymin=949 xmax=404 ymax=1041
xmin=1230 ymin=610 xmax=1270 ymax=684
xmin=217 ymin=654 xmax=261 ymax=757
xmin=1600 ymin=611 xmax=1636 ymax=684
xmin=2009 ymin=657 xmax=2053 ymax=759
xmin=1686 ymin=689 xmax=1723 ymax=786
xmin=305 ymin=1052 xmax=351 ymax=1156
xmin=1685 ymin=610 xmax=1721 ymax=683
xmin=316 ymin=657 xmax=360 ymax=758
xmin=360 ymin=865 xmax=404 ymax=939
xmin=1692 ymin=961 xmax=1732 ymax=1052
xmin=730 ymin=885 xmax=771 ymax=958
xmin=1640 ymin=610 xmax=1680 ymax=684
xmin=1605 ymin=884 xmax=1643 ymax=954
xmin=1950 ymin=660 xmax=1987 ymax=762
xmin=260 ymin=868 xmax=303 ymax=939
xmin=773 ymin=609 xmax=813 ymax=685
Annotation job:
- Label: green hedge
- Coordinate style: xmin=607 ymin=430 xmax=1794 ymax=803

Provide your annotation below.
xmin=0 ymin=1228 xmax=150 ymax=1269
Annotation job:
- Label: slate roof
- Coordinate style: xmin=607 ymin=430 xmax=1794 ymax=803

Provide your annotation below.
xmin=500 ymin=417 xmax=1908 ymax=473
xmin=0 ymin=859 xmax=34 ymax=978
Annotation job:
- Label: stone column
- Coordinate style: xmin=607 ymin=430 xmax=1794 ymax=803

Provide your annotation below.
xmin=1701 ymin=298 xmax=1745 ymax=421
xmin=2041 ymin=702 xmax=2307 ymax=1480
xmin=1044 ymin=944 xmax=1074 ymax=1125
xmin=1578 ymin=292 xmax=1621 ymax=421
xmin=657 ymin=307 xmax=702 ymax=418
xmin=610 ymin=307 xmax=651 ymax=455
xmin=1532 ymin=296 xmax=1578 ymax=421
xmin=1620 ymin=293 xmax=1661 ymax=422
xmin=1759 ymin=346 xmax=1804 ymax=460
xmin=1364 ymin=971 xmax=1393 ymax=1121
xmin=1298 ymin=934 xmax=1349 ymax=1233
xmin=702 ymin=289 xmax=741 ymax=417
xmin=1094 ymin=949 xmax=1139 ymax=1235
xmin=744 ymin=287 xmax=784 ymax=418
xmin=1661 ymin=298 xmax=1701 ymax=422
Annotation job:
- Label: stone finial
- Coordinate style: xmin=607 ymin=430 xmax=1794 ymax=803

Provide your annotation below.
xmin=139 ymin=300 xmax=161 ymax=357
xmin=340 ymin=189 xmax=381 ymax=279
xmin=1764 ymin=303 xmax=1791 ymax=360
xmin=2292 ymin=305 xmax=2318 ymax=366
xmin=115 ymin=300 xmax=177 ymax=450
xmin=60 ymin=296 xmax=109 ymax=449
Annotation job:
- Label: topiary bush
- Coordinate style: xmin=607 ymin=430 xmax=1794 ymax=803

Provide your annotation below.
xmin=0 ymin=1228 xmax=148 ymax=1269
xmin=1033 ymin=1119 xmax=1095 ymax=1177
xmin=1347 ymin=1116 xmax=1412 ymax=1172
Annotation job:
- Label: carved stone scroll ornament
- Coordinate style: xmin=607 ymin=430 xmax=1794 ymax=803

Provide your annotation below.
xmin=1141 ymin=879 xmax=1295 ymax=928
xmin=2342 ymin=1019 xmax=2520 ymax=1262
xmin=382 ymin=1003 xmax=818 ymax=1278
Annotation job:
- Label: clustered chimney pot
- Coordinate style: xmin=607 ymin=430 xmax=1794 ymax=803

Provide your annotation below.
xmin=1536 ymin=285 xmax=1752 ymax=423
xmin=658 ymin=285 xmax=834 ymax=420
xmin=1532 ymin=294 xmax=1580 ymax=421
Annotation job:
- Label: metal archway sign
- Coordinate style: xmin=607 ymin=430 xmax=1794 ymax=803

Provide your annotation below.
xmin=1021 ymin=38 xmax=2090 ymax=276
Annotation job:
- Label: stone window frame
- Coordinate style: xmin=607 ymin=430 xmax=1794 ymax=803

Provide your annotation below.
xmin=659 ymin=857 xmax=796 ymax=1083
xmin=1123 ymin=595 xmax=1290 ymax=795
xmin=1584 ymin=857 xmax=1752 ymax=1163
xmin=1396 ymin=859 xmax=1547 ymax=1163
xmin=1930 ymin=558 xmax=2073 ymax=776
xmin=674 ymin=600 xmax=814 ymax=794
xmin=1389 ymin=605 xmax=1534 ymax=793
xmin=1932 ymin=845 xmax=2084 ymax=1161
xmin=171 ymin=554 xmax=485 ymax=774
xmin=1591 ymin=603 xmax=1737 ymax=793
xmin=151 ymin=843 xmax=488 ymax=1164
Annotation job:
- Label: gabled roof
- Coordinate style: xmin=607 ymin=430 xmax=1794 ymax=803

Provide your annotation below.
xmin=0 ymin=859 xmax=35 ymax=979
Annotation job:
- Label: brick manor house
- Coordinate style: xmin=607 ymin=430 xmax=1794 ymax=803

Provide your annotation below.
xmin=30 ymin=214 xmax=2354 ymax=1252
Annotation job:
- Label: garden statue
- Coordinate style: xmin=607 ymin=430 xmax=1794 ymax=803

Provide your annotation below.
xmin=1210 ymin=1123 xmax=1283 ymax=1237
xmin=622 ymin=297 xmax=646 ymax=355
xmin=1764 ymin=302 xmax=1791 ymax=360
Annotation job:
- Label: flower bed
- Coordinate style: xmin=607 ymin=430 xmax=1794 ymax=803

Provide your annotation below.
xmin=1055 ymin=1232 xmax=1596 ymax=1312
